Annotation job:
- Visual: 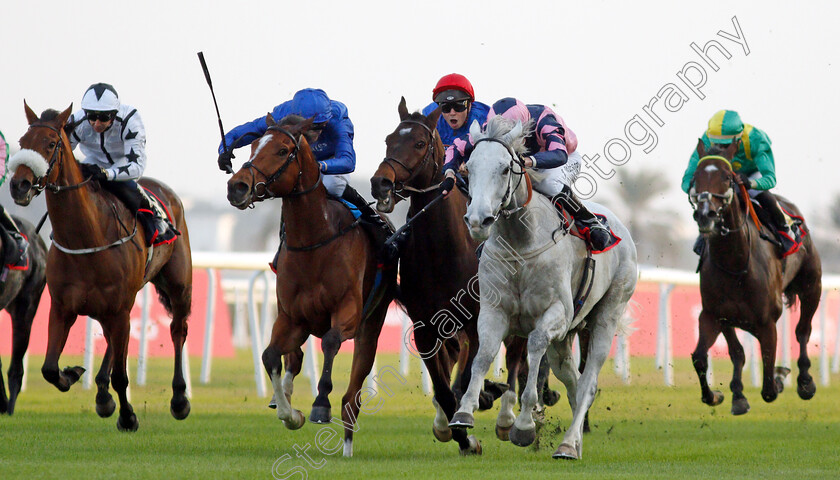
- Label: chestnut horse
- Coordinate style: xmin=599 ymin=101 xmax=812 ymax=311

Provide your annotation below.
xmin=0 ymin=215 xmax=47 ymax=415
xmin=9 ymin=103 xmax=192 ymax=431
xmin=689 ymin=140 xmax=822 ymax=415
xmin=226 ymin=114 xmax=396 ymax=458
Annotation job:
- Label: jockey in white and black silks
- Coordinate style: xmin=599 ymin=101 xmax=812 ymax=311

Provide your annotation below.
xmin=65 ymin=82 xmax=175 ymax=246
xmin=441 ymin=97 xmax=612 ymax=251
xmin=0 ymin=128 xmax=29 ymax=272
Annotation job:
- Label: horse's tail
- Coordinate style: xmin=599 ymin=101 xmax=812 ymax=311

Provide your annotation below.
xmin=614 ymin=299 xmax=640 ymax=337
xmin=153 ymin=284 xmax=192 ymax=320
xmin=782 ymin=291 xmax=798 ymax=310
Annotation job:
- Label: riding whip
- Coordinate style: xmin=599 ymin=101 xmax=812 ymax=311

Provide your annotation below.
xmin=197 ymin=52 xmax=231 ymax=171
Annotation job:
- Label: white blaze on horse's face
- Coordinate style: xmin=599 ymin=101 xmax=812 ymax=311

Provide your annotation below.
xmin=250 ymin=132 xmax=275 ymax=162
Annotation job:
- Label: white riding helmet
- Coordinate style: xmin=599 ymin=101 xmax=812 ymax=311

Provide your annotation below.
xmin=81 ymin=83 xmax=120 ymax=112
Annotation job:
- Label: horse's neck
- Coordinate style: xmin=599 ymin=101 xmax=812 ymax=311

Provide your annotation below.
xmin=493 ymin=182 xmax=552 ymax=252
xmin=47 ymin=147 xmax=110 ymax=248
xmin=281 ymin=156 xmax=335 ymax=244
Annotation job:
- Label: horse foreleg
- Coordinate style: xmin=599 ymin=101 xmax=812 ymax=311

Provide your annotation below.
xmin=310 ymin=328 xmax=342 ymax=424
xmin=450 ymin=308 xmax=508 ymax=430
xmin=104 ymin=315 xmax=138 ymax=432
xmin=41 ymin=306 xmax=83 ymax=392
xmin=690 ymin=310 xmax=724 ymax=407
xmin=721 ymin=327 xmax=749 ymax=415
xmin=755 ymin=324 xmax=780 ymax=403
xmin=338 ymin=324 xmax=382 ymax=458
xmin=263 ymin=312 xmax=307 ymax=429
xmin=94 ymin=346 xmax=116 ymax=418
xmin=509 ymin=329 xmax=550 ymax=448
xmin=4 ymin=302 xmax=36 ymax=415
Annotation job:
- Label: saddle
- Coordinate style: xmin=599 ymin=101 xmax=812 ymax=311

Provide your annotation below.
xmin=749 ymin=199 xmax=805 ymax=258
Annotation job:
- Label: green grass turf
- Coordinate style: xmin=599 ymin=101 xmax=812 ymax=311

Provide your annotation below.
xmin=0 ymin=351 xmax=838 ymax=479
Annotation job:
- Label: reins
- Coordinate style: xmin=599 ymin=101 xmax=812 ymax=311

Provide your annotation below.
xmin=473 ymin=136 xmax=531 ymax=219
xmin=380 ymin=119 xmax=441 ymax=197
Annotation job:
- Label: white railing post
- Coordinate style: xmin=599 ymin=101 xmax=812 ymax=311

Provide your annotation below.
xmin=83 ymin=316 xmax=94 ymax=390
xmin=656 ymin=283 xmax=675 ymax=386
xmin=182 ymin=340 xmax=192 ymax=398
xmin=399 ymin=308 xmax=410 ymax=377
xmin=136 ymin=285 xmax=151 ymax=386
xmin=248 ymin=270 xmax=268 ymax=398
xmin=21 ymin=352 xmax=29 ymax=392
xmin=781 ymin=308 xmax=792 ymax=386
xmin=200 ymin=268 xmax=217 ymax=384
xmin=305 ymin=337 xmax=319 ymax=398
xmin=420 ymin=360 xmax=432 ymax=395
xmin=819 ymin=292 xmax=829 ymax=386
xmin=832 ymin=300 xmax=840 ymax=374
xmin=232 ymin=286 xmax=249 ymax=348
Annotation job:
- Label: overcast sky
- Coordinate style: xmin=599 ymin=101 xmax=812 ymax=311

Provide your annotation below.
xmin=2 ymin=1 xmax=838 ymax=223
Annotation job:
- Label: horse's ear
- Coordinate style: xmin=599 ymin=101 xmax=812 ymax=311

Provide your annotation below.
xmin=469 ymin=119 xmax=482 ymax=138
xmin=300 ymin=116 xmax=315 ymax=131
xmin=57 ymin=104 xmax=73 ymax=127
xmin=398 ymin=97 xmax=409 ymax=121
xmin=24 ymin=100 xmax=38 ymax=125
xmin=266 ymin=112 xmax=276 ymax=127
xmin=506 ymin=120 xmax=524 ymax=143
xmin=696 ymin=138 xmax=706 ymax=158
xmin=426 ymin=104 xmax=441 ymax=131
xmin=725 ymin=138 xmax=740 ymax=159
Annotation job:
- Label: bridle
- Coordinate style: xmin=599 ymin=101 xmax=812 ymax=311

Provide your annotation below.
xmin=240 ymin=125 xmax=321 ymax=206
xmin=380 ymin=120 xmax=439 ymax=198
xmin=473 ymin=136 xmax=531 ymax=221
xmin=25 ymin=123 xmax=93 ymax=194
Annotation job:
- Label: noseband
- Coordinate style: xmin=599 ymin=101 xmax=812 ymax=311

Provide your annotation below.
xmin=473 ymin=136 xmax=530 ymax=219
xmin=24 ymin=124 xmax=92 ymax=194
xmin=380 ymin=120 xmax=438 ymax=196
xmin=241 ymin=125 xmax=321 ymax=204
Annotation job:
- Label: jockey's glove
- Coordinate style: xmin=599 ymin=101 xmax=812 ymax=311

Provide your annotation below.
xmin=80 ymin=163 xmax=108 ymax=182
xmin=218 ymin=150 xmax=235 ymax=174
xmin=736 ymin=172 xmax=756 ymax=189
xmin=439 ymin=175 xmax=455 ymax=196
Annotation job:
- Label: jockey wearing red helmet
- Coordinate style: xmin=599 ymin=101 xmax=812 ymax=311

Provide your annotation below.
xmin=422 ymin=73 xmax=489 ymax=147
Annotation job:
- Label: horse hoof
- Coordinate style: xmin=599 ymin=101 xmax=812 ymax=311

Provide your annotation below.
xmin=433 ymin=426 xmax=453 ymax=443
xmin=797 ymin=378 xmax=816 ymax=400
xmin=96 ymin=396 xmax=116 ymax=418
xmin=283 ymin=409 xmax=306 ymax=430
xmin=761 ymin=389 xmax=778 ymax=403
xmin=117 ymin=414 xmax=139 ymax=432
xmin=552 ymin=443 xmax=579 ymax=460
xmin=170 ymin=397 xmax=191 ymax=420
xmin=495 ymin=423 xmax=512 ymax=442
xmin=731 ymin=397 xmax=750 ymax=415
xmin=63 ymin=366 xmax=86 ymax=386
xmin=449 ymin=412 xmax=474 ymax=429
xmin=704 ymin=390 xmax=724 ymax=406
xmin=509 ymin=425 xmax=536 ymax=447
xmin=774 ymin=377 xmax=785 ymax=395
xmin=542 ymin=388 xmax=561 ymax=407
xmin=459 ymin=435 xmax=482 ymax=456
xmin=309 ymin=406 xmax=331 ymax=424
xmin=268 ymin=394 xmax=277 ymax=409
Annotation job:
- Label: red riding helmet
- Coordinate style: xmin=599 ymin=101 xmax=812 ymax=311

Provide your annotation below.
xmin=432 ymin=73 xmax=475 ymax=103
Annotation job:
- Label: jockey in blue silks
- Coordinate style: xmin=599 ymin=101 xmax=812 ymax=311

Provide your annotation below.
xmin=217 ymin=88 xmax=394 ymax=259
xmin=440 ymin=97 xmax=612 ymax=252
xmin=421 ymin=73 xmax=490 ymax=149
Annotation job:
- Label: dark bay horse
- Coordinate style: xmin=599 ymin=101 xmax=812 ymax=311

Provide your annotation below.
xmin=689 ymin=140 xmax=822 ymax=415
xmin=370 ymin=98 xmax=499 ymax=455
xmin=226 ymin=114 xmax=396 ymax=457
xmin=9 ymin=103 xmax=193 ymax=431
xmin=0 ymin=215 xmax=47 ymax=415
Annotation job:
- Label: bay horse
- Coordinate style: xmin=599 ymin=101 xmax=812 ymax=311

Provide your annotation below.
xmin=689 ymin=140 xmax=822 ymax=415
xmin=0 ymin=215 xmax=48 ymax=415
xmin=9 ymin=103 xmax=193 ymax=431
xmin=226 ymin=114 xmax=396 ymax=458
xmin=449 ymin=116 xmax=637 ymax=460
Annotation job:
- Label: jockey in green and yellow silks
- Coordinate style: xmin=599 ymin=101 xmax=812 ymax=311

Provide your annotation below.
xmin=682 ymin=109 xmax=791 ymax=236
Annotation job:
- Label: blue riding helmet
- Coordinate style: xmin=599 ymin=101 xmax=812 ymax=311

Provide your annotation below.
xmin=290 ymin=88 xmax=333 ymax=124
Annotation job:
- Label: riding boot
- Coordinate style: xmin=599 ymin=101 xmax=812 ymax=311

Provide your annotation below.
xmin=756 ymin=191 xmax=790 ymax=234
xmin=555 ymin=185 xmax=611 ymax=251
xmin=341 ymin=186 xmax=397 ymax=262
xmin=138 ymin=188 xmax=171 ymax=237
xmin=0 ymin=207 xmax=28 ymax=269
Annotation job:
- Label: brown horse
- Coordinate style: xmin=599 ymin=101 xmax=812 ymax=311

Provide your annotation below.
xmin=9 ymin=103 xmax=192 ymax=431
xmin=689 ymin=140 xmax=822 ymax=415
xmin=0 ymin=215 xmax=48 ymax=415
xmin=370 ymin=98 xmax=497 ymax=455
xmin=226 ymin=114 xmax=396 ymax=457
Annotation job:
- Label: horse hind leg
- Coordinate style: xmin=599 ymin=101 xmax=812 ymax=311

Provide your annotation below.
xmin=793 ymin=286 xmax=820 ymax=400
xmin=721 ymin=327 xmax=749 ymax=415
xmin=94 ymin=345 xmax=116 ymax=418
xmin=754 ymin=323 xmax=781 ymax=403
xmin=4 ymin=297 xmax=38 ymax=415
xmin=151 ymin=267 xmax=192 ymax=420
xmin=309 ymin=328 xmax=341 ymax=424
xmin=103 ymin=315 xmax=138 ymax=432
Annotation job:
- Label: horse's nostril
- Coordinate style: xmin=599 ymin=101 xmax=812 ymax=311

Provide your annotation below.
xmin=481 ymin=217 xmax=495 ymax=228
xmin=707 ymin=210 xmax=717 ymax=219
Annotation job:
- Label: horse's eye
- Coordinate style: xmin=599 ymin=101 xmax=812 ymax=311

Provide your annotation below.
xmin=415 ymin=141 xmax=425 ymax=149
xmin=278 ymin=148 xmax=288 ymax=156
xmin=502 ymin=166 xmax=510 ymax=175
xmin=48 ymin=141 xmax=56 ymax=149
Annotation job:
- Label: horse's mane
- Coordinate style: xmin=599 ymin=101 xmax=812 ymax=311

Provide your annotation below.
xmin=476 ymin=115 xmax=533 ymax=156
xmin=279 ymin=114 xmax=318 ymax=144
xmin=39 ymin=109 xmax=61 ymax=122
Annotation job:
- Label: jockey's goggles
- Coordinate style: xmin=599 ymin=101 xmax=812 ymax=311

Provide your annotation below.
xmin=439 ymin=100 xmax=469 ymax=114
xmin=85 ymin=110 xmax=116 ymax=122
